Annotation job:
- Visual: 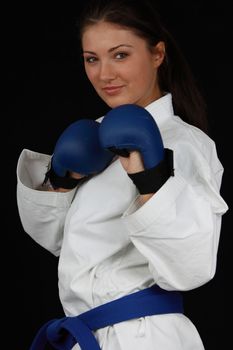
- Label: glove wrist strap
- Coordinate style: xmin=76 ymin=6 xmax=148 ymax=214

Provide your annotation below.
xmin=43 ymin=163 xmax=83 ymax=190
xmin=128 ymin=148 xmax=174 ymax=194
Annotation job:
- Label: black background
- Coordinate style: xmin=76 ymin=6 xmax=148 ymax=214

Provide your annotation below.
xmin=5 ymin=1 xmax=232 ymax=349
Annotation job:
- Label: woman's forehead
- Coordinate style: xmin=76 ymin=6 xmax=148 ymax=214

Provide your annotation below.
xmin=82 ymin=22 xmax=144 ymax=48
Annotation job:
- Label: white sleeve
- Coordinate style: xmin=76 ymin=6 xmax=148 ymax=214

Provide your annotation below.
xmin=122 ymin=138 xmax=228 ymax=291
xmin=16 ymin=149 xmax=76 ymax=256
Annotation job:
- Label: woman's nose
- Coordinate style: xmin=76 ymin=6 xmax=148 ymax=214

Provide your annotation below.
xmin=99 ymin=61 xmax=116 ymax=81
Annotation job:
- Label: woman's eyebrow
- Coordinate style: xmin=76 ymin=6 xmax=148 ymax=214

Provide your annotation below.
xmin=83 ymin=44 xmax=133 ymax=55
xmin=109 ymin=44 xmax=133 ymax=52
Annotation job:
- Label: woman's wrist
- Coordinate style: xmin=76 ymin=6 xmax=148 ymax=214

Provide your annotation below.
xmin=139 ymin=193 xmax=154 ymax=205
xmin=37 ymin=179 xmax=74 ymax=192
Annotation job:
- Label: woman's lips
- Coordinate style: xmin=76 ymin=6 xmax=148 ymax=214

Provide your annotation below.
xmin=102 ymin=85 xmax=124 ymax=95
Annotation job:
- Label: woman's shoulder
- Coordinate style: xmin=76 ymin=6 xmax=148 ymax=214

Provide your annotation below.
xmin=162 ymin=115 xmax=223 ymax=176
xmin=165 ymin=114 xmax=216 ymax=152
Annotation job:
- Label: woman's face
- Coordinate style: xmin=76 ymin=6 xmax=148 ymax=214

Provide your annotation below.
xmin=82 ymin=21 xmax=165 ymax=108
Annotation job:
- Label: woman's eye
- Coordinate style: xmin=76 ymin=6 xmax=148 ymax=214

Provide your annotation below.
xmin=84 ymin=56 xmax=98 ymax=64
xmin=115 ymin=52 xmax=129 ymax=60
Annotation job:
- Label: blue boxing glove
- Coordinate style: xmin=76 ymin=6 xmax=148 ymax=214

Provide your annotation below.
xmin=44 ymin=119 xmax=114 ymax=189
xmin=99 ymin=104 xmax=174 ymax=194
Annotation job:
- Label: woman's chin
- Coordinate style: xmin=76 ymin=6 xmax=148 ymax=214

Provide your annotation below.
xmin=101 ymin=95 xmax=133 ymax=109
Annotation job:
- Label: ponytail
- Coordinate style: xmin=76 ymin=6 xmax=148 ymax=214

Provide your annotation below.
xmin=159 ymin=27 xmax=208 ymax=133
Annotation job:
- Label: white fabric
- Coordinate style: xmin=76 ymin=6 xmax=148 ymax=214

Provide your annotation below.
xmin=16 ymin=93 xmax=228 ymax=349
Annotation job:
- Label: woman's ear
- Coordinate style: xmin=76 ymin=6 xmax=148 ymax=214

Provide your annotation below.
xmin=152 ymin=41 xmax=166 ymax=68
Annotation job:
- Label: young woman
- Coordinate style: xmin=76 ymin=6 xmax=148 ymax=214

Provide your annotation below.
xmin=16 ymin=0 xmax=228 ymax=349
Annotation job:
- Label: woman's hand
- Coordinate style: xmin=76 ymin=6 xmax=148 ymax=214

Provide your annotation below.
xmin=44 ymin=172 xmax=85 ymax=193
xmin=118 ymin=151 xmax=144 ymax=174
xmin=118 ymin=151 xmax=154 ymax=203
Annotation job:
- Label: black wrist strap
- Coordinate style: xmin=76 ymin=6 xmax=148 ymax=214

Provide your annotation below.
xmin=128 ymin=148 xmax=174 ymax=194
xmin=43 ymin=164 xmax=83 ymax=190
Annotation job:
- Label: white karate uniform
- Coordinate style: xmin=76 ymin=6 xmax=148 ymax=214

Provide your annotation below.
xmin=16 ymin=93 xmax=228 ymax=349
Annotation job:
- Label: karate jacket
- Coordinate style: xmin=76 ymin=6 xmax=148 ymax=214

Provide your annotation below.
xmin=16 ymin=93 xmax=228 ymax=349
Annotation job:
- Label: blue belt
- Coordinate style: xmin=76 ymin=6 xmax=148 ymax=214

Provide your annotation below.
xmin=29 ymin=285 xmax=183 ymax=350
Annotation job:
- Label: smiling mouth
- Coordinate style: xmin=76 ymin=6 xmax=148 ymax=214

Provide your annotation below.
xmin=102 ymin=86 xmax=124 ymax=95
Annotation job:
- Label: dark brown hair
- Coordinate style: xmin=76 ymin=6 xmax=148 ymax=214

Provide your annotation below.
xmin=77 ymin=0 xmax=208 ymax=133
